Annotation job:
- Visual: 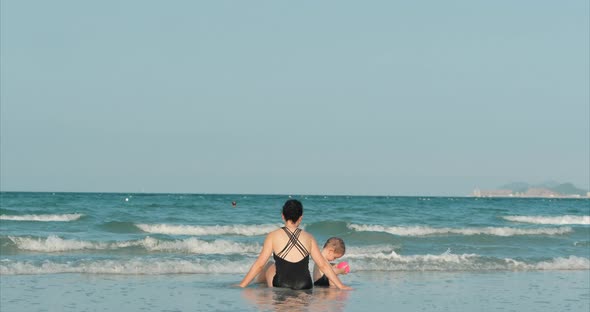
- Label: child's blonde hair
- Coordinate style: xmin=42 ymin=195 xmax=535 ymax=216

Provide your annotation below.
xmin=323 ymin=237 xmax=345 ymax=255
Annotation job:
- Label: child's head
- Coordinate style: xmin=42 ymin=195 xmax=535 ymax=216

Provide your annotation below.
xmin=322 ymin=237 xmax=346 ymax=261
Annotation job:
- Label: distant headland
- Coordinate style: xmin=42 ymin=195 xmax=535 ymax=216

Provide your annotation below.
xmin=473 ymin=182 xmax=589 ymax=198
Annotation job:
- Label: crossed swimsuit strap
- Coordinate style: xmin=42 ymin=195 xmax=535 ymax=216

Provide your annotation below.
xmin=276 ymin=227 xmax=309 ymax=259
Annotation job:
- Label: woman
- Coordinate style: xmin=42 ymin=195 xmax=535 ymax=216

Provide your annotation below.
xmin=238 ymin=199 xmax=351 ymax=290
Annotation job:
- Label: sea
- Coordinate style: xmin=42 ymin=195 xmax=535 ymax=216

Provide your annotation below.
xmin=1 ymin=192 xmax=589 ymax=311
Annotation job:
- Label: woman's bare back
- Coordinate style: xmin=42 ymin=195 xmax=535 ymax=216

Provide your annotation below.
xmin=270 ymin=228 xmax=312 ymax=262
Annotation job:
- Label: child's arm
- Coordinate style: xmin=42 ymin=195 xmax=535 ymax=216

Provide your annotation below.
xmin=314 ymin=262 xmax=346 ymax=282
xmin=332 ymin=265 xmax=348 ymax=275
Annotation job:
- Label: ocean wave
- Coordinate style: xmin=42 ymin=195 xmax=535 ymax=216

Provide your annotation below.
xmin=346 ymin=250 xmax=590 ymax=272
xmin=0 ymin=258 xmax=252 ymax=275
xmin=503 ymin=215 xmax=590 ymax=225
xmin=100 ymin=221 xmax=144 ymax=234
xmin=0 ymin=213 xmax=83 ymax=222
xmin=505 ymin=256 xmax=590 ymax=270
xmin=1 ymin=254 xmax=587 ymax=275
xmin=346 ymin=245 xmax=401 ymax=255
xmin=347 ymin=249 xmax=481 ymax=271
xmin=347 ymin=224 xmax=572 ymax=237
xmin=305 ymin=220 xmax=350 ymax=235
xmin=5 ymin=235 xmax=261 ymax=254
xmin=135 ymin=223 xmax=281 ymax=236
xmin=138 ymin=237 xmax=260 ymax=254
xmin=7 ymin=236 xmax=105 ymax=252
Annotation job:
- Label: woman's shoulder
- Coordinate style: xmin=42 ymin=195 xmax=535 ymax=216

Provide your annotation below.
xmin=267 ymin=227 xmax=284 ymax=237
xmin=299 ymin=229 xmax=316 ymax=241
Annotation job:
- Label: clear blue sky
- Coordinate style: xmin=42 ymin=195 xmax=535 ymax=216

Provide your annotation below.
xmin=1 ymin=1 xmax=589 ymax=196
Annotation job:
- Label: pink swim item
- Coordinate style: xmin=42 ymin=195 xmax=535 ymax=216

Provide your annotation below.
xmin=336 ymin=261 xmax=350 ymax=273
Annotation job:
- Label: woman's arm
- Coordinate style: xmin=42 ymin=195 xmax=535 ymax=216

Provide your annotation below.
xmin=309 ymin=237 xmax=352 ymax=290
xmin=239 ymin=233 xmax=273 ymax=287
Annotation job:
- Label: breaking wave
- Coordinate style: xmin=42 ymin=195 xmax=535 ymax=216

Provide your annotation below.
xmin=1 ymin=253 xmax=587 ymax=275
xmin=347 ymin=224 xmax=572 ymax=236
xmin=503 ymin=215 xmax=590 ymax=225
xmin=5 ymin=235 xmax=261 ymax=254
xmin=345 ymin=249 xmax=590 ymax=272
xmin=0 ymin=214 xmax=83 ymax=222
xmin=0 ymin=258 xmax=252 ymax=275
xmin=135 ymin=223 xmax=281 ymax=236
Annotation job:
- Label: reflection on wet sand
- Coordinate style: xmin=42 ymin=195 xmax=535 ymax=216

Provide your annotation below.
xmin=242 ymin=287 xmax=349 ymax=312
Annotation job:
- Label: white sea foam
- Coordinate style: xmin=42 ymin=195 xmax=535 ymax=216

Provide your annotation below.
xmin=135 ymin=223 xmax=280 ymax=236
xmin=8 ymin=235 xmax=107 ymax=252
xmin=504 ymin=256 xmax=590 ymax=270
xmin=344 ymin=246 xmax=467 ymax=262
xmin=346 ymin=245 xmax=401 ymax=256
xmin=3 ymin=254 xmax=587 ymax=275
xmin=7 ymin=235 xmax=261 ymax=254
xmin=137 ymin=237 xmax=261 ymax=254
xmin=574 ymin=241 xmax=590 ymax=247
xmin=0 ymin=258 xmax=252 ymax=275
xmin=0 ymin=214 xmax=83 ymax=222
xmin=346 ymin=249 xmax=590 ymax=272
xmin=503 ymin=215 xmax=590 ymax=225
xmin=347 ymin=224 xmax=572 ymax=236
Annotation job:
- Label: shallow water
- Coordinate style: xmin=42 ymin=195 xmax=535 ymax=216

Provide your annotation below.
xmin=1 ymin=271 xmax=588 ymax=311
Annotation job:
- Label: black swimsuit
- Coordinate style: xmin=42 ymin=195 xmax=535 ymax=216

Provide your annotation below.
xmin=314 ymin=262 xmax=336 ymax=287
xmin=272 ymin=227 xmax=313 ymax=290
xmin=314 ymin=274 xmax=330 ymax=287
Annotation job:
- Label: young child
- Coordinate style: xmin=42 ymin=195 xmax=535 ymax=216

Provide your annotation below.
xmin=313 ymin=237 xmax=348 ymax=287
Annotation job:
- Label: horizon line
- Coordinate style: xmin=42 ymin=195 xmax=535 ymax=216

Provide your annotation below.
xmin=1 ymin=190 xmax=588 ymax=199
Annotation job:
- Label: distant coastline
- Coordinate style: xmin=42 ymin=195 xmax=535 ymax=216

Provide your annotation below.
xmin=473 ymin=182 xmax=590 ymax=199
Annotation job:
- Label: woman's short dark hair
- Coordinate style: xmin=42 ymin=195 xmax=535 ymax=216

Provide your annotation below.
xmin=282 ymin=199 xmax=303 ymax=223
